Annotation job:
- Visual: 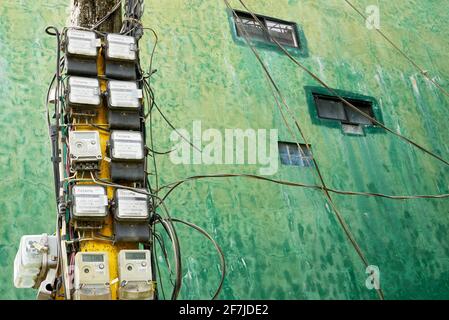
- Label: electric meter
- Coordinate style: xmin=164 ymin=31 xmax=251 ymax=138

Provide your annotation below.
xmin=118 ymin=250 xmax=154 ymax=300
xmin=66 ymin=29 xmax=100 ymax=57
xmin=71 ymin=185 xmax=108 ymax=221
xmin=110 ymin=130 xmax=144 ymax=161
xmin=67 ymin=76 xmax=101 ymax=108
xmin=14 ymin=234 xmax=57 ymax=289
xmin=69 ymin=131 xmax=102 ymax=170
xmin=74 ymin=252 xmax=111 ymax=300
xmin=105 ymin=34 xmax=137 ymax=61
xmin=107 ymin=80 xmax=142 ymax=110
xmin=115 ymin=189 xmax=149 ymax=221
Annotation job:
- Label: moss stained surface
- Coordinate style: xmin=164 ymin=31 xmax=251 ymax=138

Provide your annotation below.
xmin=0 ymin=0 xmax=448 ymax=299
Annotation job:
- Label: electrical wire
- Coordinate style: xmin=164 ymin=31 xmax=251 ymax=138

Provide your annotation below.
xmin=170 ymin=218 xmax=226 ymax=300
xmin=236 ymin=0 xmax=449 ymax=168
xmin=157 ymin=173 xmax=449 ymax=205
xmin=90 ymin=0 xmax=122 ymax=31
xmin=225 ymin=0 xmax=385 ymax=300
xmin=343 ymin=0 xmax=449 ymax=100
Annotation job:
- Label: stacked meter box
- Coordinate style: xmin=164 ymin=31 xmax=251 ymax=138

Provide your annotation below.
xmin=109 ymin=130 xmax=146 ymax=183
xmin=112 ymin=189 xmax=150 ymax=243
xmin=73 ymin=250 xmax=153 ymax=300
xmin=64 ymin=29 xmax=100 ymax=76
xmin=107 ymin=80 xmax=143 ymax=130
xmin=105 ymin=33 xmax=138 ymax=80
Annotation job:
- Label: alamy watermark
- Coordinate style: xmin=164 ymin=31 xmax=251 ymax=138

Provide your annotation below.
xmin=169 ymin=121 xmax=279 ymax=176
xmin=365 ymin=265 xmax=381 ymax=290
xmin=366 ymin=5 xmax=381 ymax=30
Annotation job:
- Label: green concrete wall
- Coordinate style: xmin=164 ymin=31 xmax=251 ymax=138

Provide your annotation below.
xmin=1 ymin=0 xmax=448 ymax=299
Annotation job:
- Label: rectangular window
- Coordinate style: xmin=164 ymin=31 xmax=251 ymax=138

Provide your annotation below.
xmin=313 ymin=94 xmax=375 ymax=126
xmin=279 ymin=142 xmax=313 ymax=167
xmin=234 ymin=11 xmax=300 ymax=48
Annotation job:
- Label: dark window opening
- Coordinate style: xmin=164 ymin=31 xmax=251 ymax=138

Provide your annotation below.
xmin=279 ymin=142 xmax=313 ymax=167
xmin=234 ymin=11 xmax=299 ymax=48
xmin=313 ymin=94 xmax=375 ymax=126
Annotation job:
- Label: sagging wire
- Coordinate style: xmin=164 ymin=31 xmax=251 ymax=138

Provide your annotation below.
xmin=236 ymin=0 xmax=449 ymax=168
xmin=225 ymin=0 xmax=385 ymax=300
xmin=170 ymin=218 xmax=226 ymax=300
xmin=157 ymin=173 xmax=449 ymax=206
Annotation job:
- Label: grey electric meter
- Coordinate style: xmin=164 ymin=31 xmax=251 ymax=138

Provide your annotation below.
xmin=107 ymin=80 xmax=142 ymax=110
xmin=69 ymin=131 xmax=102 ymax=171
xmin=66 ymin=29 xmax=100 ymax=57
xmin=118 ymin=250 xmax=153 ymax=300
xmin=72 ymin=185 xmax=108 ymax=221
xmin=115 ymin=189 xmax=149 ymax=221
xmin=74 ymin=252 xmax=111 ymax=300
xmin=105 ymin=34 xmax=137 ymax=61
xmin=110 ymin=131 xmax=144 ymax=161
xmin=67 ymin=76 xmax=101 ymax=108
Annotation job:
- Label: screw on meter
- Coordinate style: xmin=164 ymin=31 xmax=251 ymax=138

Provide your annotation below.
xmin=118 ymin=250 xmax=153 ymax=300
xmin=69 ymin=131 xmax=102 ymax=171
xmin=71 ymin=185 xmax=108 ymax=221
xmin=115 ymin=189 xmax=149 ymax=221
xmin=107 ymin=80 xmax=142 ymax=110
xmin=66 ymin=29 xmax=100 ymax=57
xmin=67 ymin=76 xmax=101 ymax=108
xmin=110 ymin=130 xmax=144 ymax=161
xmin=105 ymin=34 xmax=137 ymax=61
xmin=74 ymin=252 xmax=111 ymax=300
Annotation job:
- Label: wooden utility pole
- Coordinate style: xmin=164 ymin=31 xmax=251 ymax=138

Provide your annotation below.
xmin=71 ymin=0 xmax=122 ymax=32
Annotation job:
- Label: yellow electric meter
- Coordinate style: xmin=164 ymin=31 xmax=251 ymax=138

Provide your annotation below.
xmin=118 ymin=250 xmax=154 ymax=300
xmin=74 ymin=252 xmax=111 ymax=300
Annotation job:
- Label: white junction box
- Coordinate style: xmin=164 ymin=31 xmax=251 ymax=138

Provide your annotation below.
xmin=72 ymin=185 xmax=108 ymax=220
xmin=107 ymin=80 xmax=142 ymax=109
xmin=74 ymin=252 xmax=111 ymax=300
xmin=105 ymin=34 xmax=137 ymax=61
xmin=69 ymin=131 xmax=102 ymax=167
xmin=110 ymin=131 xmax=144 ymax=161
xmin=115 ymin=189 xmax=149 ymax=221
xmin=118 ymin=250 xmax=153 ymax=300
xmin=66 ymin=29 xmax=100 ymax=57
xmin=14 ymin=234 xmax=58 ymax=289
xmin=67 ymin=76 xmax=101 ymax=107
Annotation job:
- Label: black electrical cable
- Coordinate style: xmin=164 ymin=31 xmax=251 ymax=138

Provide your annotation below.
xmin=45 ymin=25 xmax=69 ymax=300
xmin=170 ymin=218 xmax=226 ymax=300
xmin=153 ymin=212 xmax=182 ymax=300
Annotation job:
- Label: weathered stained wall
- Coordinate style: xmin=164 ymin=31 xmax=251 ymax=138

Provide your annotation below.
xmin=0 ymin=0 xmax=448 ymax=299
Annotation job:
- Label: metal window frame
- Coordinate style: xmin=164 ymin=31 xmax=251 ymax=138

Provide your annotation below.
xmin=278 ymin=141 xmax=313 ymax=167
xmin=313 ymin=93 xmax=376 ymax=126
xmin=234 ymin=10 xmax=301 ymax=49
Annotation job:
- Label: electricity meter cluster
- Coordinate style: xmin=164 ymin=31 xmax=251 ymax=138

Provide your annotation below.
xmin=13 ymin=24 xmax=155 ymax=300
xmin=73 ymin=250 xmax=153 ymax=300
xmin=69 ymin=185 xmax=151 ymax=242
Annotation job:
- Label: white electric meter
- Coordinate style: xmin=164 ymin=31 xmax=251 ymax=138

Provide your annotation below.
xmin=14 ymin=234 xmax=57 ymax=289
xmin=118 ymin=250 xmax=153 ymax=300
xmin=110 ymin=131 xmax=144 ymax=161
xmin=107 ymin=80 xmax=142 ymax=110
xmin=66 ymin=29 xmax=100 ymax=57
xmin=69 ymin=131 xmax=102 ymax=166
xmin=72 ymin=185 xmax=108 ymax=220
xmin=67 ymin=76 xmax=101 ymax=107
xmin=115 ymin=189 xmax=149 ymax=221
xmin=106 ymin=34 xmax=137 ymax=61
xmin=74 ymin=252 xmax=111 ymax=300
